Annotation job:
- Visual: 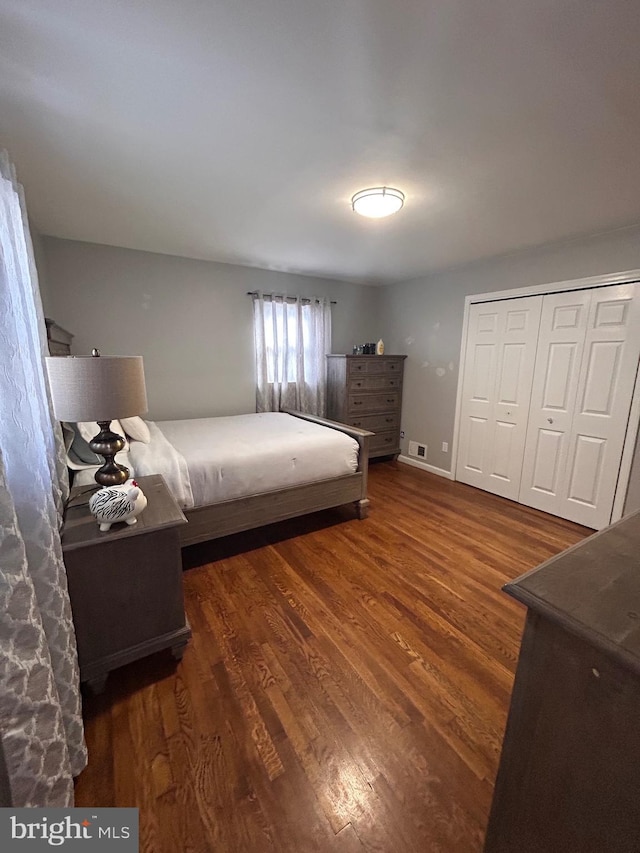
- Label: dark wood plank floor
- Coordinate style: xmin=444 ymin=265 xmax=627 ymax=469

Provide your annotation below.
xmin=75 ymin=461 xmax=591 ymax=852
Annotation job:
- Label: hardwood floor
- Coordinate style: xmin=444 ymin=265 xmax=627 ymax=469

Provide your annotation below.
xmin=75 ymin=461 xmax=591 ymax=852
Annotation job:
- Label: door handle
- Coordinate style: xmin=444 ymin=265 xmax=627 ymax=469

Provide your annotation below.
xmin=547 ymin=417 xmax=554 ymax=424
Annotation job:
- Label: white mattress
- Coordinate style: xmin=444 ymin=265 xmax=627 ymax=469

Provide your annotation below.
xmin=156 ymin=412 xmax=359 ymax=508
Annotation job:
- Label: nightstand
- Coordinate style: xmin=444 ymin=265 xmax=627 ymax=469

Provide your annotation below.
xmin=62 ymin=474 xmax=191 ymax=693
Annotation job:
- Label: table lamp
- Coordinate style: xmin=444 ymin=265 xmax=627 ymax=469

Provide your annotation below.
xmin=45 ymin=350 xmax=148 ymax=487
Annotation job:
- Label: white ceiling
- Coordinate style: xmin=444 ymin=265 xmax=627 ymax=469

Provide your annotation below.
xmin=2 ymin=0 xmax=640 ymax=285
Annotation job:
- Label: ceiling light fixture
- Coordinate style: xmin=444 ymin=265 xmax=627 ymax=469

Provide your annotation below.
xmin=351 ymin=186 xmax=405 ymax=218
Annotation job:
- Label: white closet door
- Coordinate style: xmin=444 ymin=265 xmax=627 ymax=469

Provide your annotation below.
xmin=520 ymin=283 xmax=640 ymax=528
xmin=518 ymin=290 xmax=591 ymax=519
xmin=456 ymin=296 xmax=542 ymax=499
xmin=562 ymin=284 xmax=640 ymax=527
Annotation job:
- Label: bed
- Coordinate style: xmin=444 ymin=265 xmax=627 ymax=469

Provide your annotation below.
xmin=68 ymin=409 xmax=372 ymax=547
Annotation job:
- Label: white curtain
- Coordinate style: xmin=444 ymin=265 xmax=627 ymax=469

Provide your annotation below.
xmin=0 ymin=151 xmax=87 ymax=806
xmin=252 ymin=293 xmax=331 ymax=416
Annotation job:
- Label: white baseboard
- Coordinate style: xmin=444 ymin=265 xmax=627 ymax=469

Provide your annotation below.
xmin=397 ymin=455 xmax=454 ymax=480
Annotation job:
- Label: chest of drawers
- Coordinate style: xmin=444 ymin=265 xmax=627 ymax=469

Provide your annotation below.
xmin=484 ymin=510 xmax=640 ymax=853
xmin=45 ymin=318 xmax=74 ymax=355
xmin=326 ymin=354 xmax=406 ymax=458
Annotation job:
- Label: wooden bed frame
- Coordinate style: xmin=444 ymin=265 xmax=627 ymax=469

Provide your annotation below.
xmin=178 ymin=409 xmax=372 ymax=548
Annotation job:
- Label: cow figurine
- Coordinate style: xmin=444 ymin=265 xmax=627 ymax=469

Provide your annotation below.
xmin=88 ymin=480 xmax=148 ymax=532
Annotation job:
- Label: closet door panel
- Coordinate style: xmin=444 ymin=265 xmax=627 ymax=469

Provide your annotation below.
xmin=519 ymin=291 xmax=590 ymax=517
xmin=471 ymin=344 xmax=497 ymax=402
xmin=497 ymin=343 xmax=526 ymax=405
xmin=529 ymin=428 xmax=564 ymax=495
xmin=542 ymin=342 xmax=579 ymax=410
xmin=562 ymin=284 xmax=640 ymax=528
xmin=456 ymin=296 xmax=542 ymax=499
xmin=489 ymin=420 xmax=516 ymax=481
xmin=566 ymin=435 xmax=605 ymax=507
xmin=466 ymin=416 xmax=489 ymax=472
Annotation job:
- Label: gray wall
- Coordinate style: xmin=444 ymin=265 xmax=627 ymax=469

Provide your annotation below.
xmin=378 ymin=224 xmax=640 ymax=486
xmin=41 ymin=238 xmax=380 ymax=420
xmin=31 ymin=229 xmax=50 ymax=309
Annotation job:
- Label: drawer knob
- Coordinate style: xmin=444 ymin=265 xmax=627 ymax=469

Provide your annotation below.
xmin=354 ymin=401 xmax=363 ymax=405
xmin=386 ymin=418 xmax=393 ymax=423
xmin=387 ymin=398 xmax=394 ymax=403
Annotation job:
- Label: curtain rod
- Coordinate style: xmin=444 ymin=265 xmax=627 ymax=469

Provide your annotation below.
xmin=246 ymin=291 xmax=336 ymax=304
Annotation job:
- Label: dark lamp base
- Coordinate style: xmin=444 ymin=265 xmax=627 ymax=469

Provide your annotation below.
xmin=89 ymin=421 xmax=130 ymax=487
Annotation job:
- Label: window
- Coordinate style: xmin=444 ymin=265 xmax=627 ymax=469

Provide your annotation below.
xmin=263 ymin=298 xmax=320 ymax=383
xmin=252 ymin=292 xmax=331 ymax=416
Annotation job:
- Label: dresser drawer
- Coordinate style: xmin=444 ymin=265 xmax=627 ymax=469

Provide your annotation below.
xmin=349 ymin=412 xmax=399 ymax=431
xmin=48 ymin=341 xmax=71 ymax=356
xmin=347 ymin=357 xmax=404 ymax=376
xmin=369 ymin=430 xmax=400 ymax=454
xmin=348 ymin=374 xmax=402 ymax=392
xmin=348 ymin=358 xmax=387 ymax=376
xmin=45 ymin=318 xmax=73 ymax=356
xmin=348 ymin=392 xmax=401 ymax=414
xmin=383 ymin=358 xmax=404 ymax=374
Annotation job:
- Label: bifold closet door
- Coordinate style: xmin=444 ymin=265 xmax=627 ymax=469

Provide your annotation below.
xmin=456 ymin=296 xmax=542 ymax=500
xmin=516 ymin=290 xmax=591 ymax=519
xmin=519 ymin=283 xmax=640 ymax=529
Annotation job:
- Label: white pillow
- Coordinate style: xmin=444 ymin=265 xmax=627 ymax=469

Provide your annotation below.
xmin=75 ymin=420 xmax=130 ymax=451
xmin=119 ymin=416 xmax=151 ymax=444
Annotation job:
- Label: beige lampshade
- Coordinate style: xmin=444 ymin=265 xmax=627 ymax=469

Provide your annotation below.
xmin=45 ymin=355 xmax=148 ymax=422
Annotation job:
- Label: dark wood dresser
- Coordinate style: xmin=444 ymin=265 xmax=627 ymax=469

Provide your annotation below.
xmin=45 ymin=318 xmax=73 ymax=355
xmin=62 ymin=474 xmax=191 ymax=692
xmin=484 ymin=509 xmax=640 ymax=853
xmin=326 ymin=354 xmax=406 ymax=458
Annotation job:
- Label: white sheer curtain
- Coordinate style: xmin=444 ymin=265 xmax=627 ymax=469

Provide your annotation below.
xmin=252 ymin=293 xmax=331 ymax=416
xmin=0 ymin=150 xmax=87 ymax=806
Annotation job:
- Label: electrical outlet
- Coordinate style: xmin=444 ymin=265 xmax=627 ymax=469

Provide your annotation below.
xmin=442 ymin=441 xmax=449 ymax=453
xmin=400 ymin=430 xmax=405 ymax=439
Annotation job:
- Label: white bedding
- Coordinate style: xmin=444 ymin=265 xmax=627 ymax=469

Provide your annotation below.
xmin=127 ymin=412 xmax=359 ymax=509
